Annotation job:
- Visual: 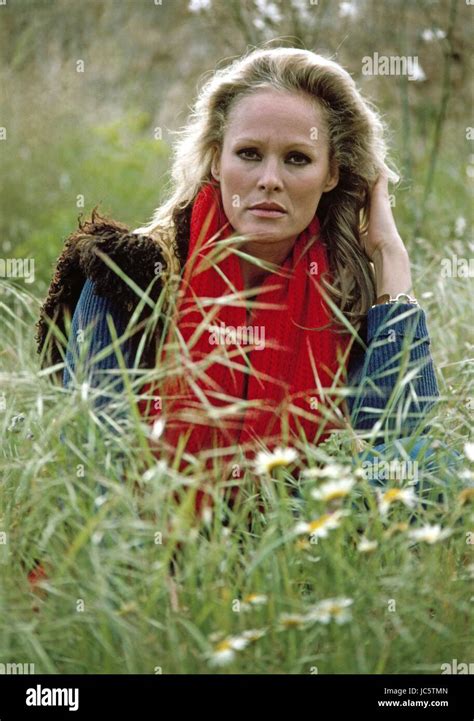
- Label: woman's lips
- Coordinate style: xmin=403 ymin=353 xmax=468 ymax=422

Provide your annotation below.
xmin=248 ymin=208 xmax=287 ymax=218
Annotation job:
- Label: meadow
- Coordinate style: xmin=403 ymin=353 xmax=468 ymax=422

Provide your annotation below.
xmin=0 ymin=0 xmax=473 ymax=676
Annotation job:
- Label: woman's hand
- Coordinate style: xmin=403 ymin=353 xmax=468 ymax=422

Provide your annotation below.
xmin=362 ymin=168 xmax=414 ymax=300
xmin=362 ymin=168 xmax=405 ymax=260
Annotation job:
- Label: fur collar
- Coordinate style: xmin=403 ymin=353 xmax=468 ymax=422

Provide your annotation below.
xmin=35 ymin=205 xmax=191 ymax=382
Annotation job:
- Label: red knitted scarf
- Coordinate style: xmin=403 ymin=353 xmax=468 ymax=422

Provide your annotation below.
xmin=139 ymin=181 xmax=350 ymax=466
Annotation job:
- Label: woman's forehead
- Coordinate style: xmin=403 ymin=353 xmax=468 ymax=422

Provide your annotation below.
xmin=224 ymin=91 xmax=327 ymax=141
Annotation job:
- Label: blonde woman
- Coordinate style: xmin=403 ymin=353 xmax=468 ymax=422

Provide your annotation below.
xmin=37 ymin=47 xmax=445 ymax=507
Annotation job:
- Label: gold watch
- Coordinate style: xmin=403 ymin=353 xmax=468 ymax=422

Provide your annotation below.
xmin=373 ymin=292 xmax=419 ymax=307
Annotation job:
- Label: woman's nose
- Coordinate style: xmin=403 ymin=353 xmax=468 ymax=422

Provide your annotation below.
xmin=257 ymin=159 xmax=284 ymax=191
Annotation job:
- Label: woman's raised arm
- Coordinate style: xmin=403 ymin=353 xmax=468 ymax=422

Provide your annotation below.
xmin=347 ymin=170 xmax=439 ymax=438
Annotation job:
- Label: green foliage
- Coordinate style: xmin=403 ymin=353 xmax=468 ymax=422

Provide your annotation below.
xmin=0 ymin=290 xmax=472 ymax=673
xmin=1 ymin=112 xmax=169 ymax=295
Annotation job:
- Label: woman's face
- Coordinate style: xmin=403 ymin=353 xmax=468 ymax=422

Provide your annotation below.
xmin=211 ymin=88 xmax=339 ymax=249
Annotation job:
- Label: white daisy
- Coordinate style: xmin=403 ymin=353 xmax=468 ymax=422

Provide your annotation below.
xmin=240 ymin=593 xmax=268 ymax=610
xmin=302 ymin=462 xmax=352 ymax=480
xmin=226 ymin=635 xmax=249 ymax=651
xmin=377 ymin=487 xmax=417 ymax=516
xmin=306 ymin=597 xmax=354 ymax=625
xmin=208 ymin=641 xmax=236 ymax=667
xmin=150 ymin=417 xmax=165 ymax=441
xmin=207 ymin=634 xmax=249 ymax=666
xmin=357 ymin=536 xmax=378 ymax=553
xmin=294 ymin=509 xmax=350 ymax=540
xmin=254 ymin=446 xmax=298 ymax=475
xmin=277 ymin=612 xmax=311 ymax=630
xmin=241 ymin=628 xmax=267 ymax=641
xmin=407 ymin=524 xmax=453 ymax=544
xmin=464 ymin=442 xmax=474 ymax=462
xmin=311 ymin=478 xmax=355 ymax=502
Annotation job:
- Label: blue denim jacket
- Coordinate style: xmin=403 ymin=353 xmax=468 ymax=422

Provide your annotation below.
xmin=63 ymin=278 xmax=439 ymax=437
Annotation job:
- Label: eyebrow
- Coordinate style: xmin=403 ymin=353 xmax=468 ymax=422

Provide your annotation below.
xmin=233 ymin=137 xmax=317 ymax=150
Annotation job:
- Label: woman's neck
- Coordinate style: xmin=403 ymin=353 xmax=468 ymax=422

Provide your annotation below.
xmin=239 ymin=237 xmax=296 ymax=290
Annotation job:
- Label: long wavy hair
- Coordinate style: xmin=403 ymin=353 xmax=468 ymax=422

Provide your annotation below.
xmin=132 ymin=45 xmax=399 ymax=326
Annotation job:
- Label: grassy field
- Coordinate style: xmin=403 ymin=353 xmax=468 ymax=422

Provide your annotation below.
xmin=0 ymin=212 xmax=473 ymax=672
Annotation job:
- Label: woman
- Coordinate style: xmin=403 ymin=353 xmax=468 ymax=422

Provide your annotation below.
xmin=36 ymin=47 xmax=441 ymax=503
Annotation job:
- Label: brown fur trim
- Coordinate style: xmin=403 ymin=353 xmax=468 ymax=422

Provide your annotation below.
xmin=35 ymin=206 xmax=186 ymax=382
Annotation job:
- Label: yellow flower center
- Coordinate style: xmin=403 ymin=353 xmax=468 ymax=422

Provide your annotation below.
xmin=326 ymin=490 xmax=349 ymax=501
xmin=308 ymin=514 xmax=332 ymax=533
xmin=267 ymin=458 xmax=289 ymax=471
xmin=282 ymin=617 xmax=303 ymax=628
xmin=384 ymin=489 xmax=402 ymax=503
xmin=216 ymin=640 xmax=231 ymax=652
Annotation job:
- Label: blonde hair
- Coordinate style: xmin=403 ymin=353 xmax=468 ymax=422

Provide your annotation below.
xmin=133 ymin=45 xmax=399 ymax=324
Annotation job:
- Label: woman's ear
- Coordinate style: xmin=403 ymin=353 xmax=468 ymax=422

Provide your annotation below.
xmin=210 ymin=147 xmax=221 ymax=182
xmin=323 ymin=162 xmax=339 ymax=193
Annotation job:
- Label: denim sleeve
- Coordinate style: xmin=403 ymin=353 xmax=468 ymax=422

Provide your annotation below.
xmin=63 ymin=278 xmax=136 ymax=412
xmin=346 ymin=303 xmax=439 ymax=436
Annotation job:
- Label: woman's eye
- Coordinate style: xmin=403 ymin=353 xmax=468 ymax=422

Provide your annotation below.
xmin=287 ymin=153 xmax=311 ymax=165
xmin=237 ymin=149 xmax=259 ymax=160
xmin=236 ymin=149 xmax=311 ymax=165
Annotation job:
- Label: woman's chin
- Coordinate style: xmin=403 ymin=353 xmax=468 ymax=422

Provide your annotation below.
xmin=235 ymin=224 xmax=289 ymax=244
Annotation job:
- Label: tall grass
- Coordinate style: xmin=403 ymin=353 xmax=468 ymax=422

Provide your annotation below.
xmin=0 ymin=223 xmax=472 ymax=673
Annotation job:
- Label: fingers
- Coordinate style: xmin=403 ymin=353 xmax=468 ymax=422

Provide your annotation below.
xmin=372 ymin=168 xmax=389 ymax=191
xmin=379 ymin=162 xmax=400 ymax=185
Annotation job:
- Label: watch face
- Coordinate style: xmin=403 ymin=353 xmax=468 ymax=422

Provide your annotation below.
xmin=375 ymin=293 xmax=418 ymax=305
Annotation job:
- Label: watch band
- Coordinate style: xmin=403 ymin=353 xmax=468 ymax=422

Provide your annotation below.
xmin=373 ymin=292 xmax=419 ymax=307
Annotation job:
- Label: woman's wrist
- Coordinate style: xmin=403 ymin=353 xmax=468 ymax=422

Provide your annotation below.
xmin=372 ymin=242 xmax=413 ymax=299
